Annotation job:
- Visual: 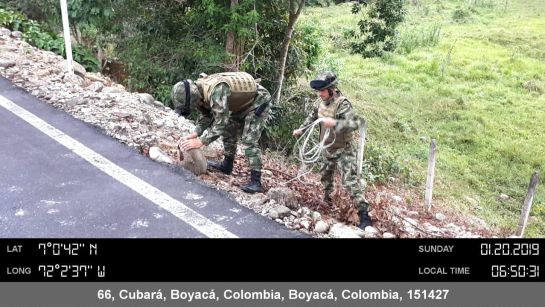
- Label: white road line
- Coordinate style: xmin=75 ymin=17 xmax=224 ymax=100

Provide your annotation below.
xmin=0 ymin=95 xmax=238 ymax=238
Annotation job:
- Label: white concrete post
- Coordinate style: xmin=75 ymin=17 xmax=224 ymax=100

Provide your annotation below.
xmin=60 ymin=0 xmax=74 ymax=74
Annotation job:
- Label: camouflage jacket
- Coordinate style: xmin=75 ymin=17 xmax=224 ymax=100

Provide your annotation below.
xmin=298 ymin=93 xmax=361 ymax=156
xmin=195 ymin=83 xmax=270 ymax=146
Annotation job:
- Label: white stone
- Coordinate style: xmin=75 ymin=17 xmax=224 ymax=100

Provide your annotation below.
xmin=114 ymin=84 xmax=126 ymax=91
xmin=138 ymin=93 xmax=155 ymax=105
xmin=391 ymin=195 xmax=403 ymax=203
xmin=404 ymin=217 xmax=418 ymax=226
xmin=300 ymin=220 xmax=311 ymax=230
xmin=164 ymin=119 xmax=176 ymax=129
xmin=408 ymin=211 xmax=419 ymax=217
xmin=353 ymin=227 xmax=366 ymax=238
xmin=103 ymin=87 xmax=124 ymax=94
xmin=435 ymin=213 xmax=446 ymax=221
xmin=423 ymin=223 xmax=442 ymax=233
xmin=153 ymin=119 xmax=164 ymax=128
xmin=383 ymin=232 xmax=396 ymax=238
xmin=314 ymin=221 xmax=329 ymax=233
xmin=0 ymin=59 xmax=16 ymax=68
xmin=11 ymin=31 xmax=23 ymax=38
xmin=275 ymin=205 xmax=291 ymax=219
xmin=73 ymin=61 xmax=87 ymax=76
xmin=57 ymin=60 xmax=86 ymax=76
xmin=403 ymin=218 xmax=418 ymax=235
xmin=0 ymin=28 xmax=11 ymax=36
xmin=62 ymin=74 xmax=84 ymax=86
xmin=311 ymin=211 xmax=321 ymax=222
xmin=364 ymin=226 xmax=379 ymax=234
xmin=65 ymin=97 xmax=81 ymax=107
xmin=89 ymin=82 xmax=104 ymax=93
xmin=329 ymin=223 xmax=360 ymax=238
xmin=149 ymin=146 xmax=173 ymax=164
xmin=268 ymin=210 xmax=279 ymax=220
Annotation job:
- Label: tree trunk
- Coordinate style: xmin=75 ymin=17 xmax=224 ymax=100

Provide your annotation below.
xmin=226 ymin=0 xmax=239 ymax=71
xmin=275 ymin=0 xmax=306 ymax=104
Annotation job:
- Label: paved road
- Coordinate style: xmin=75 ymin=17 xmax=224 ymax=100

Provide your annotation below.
xmin=0 ymin=77 xmax=305 ymax=238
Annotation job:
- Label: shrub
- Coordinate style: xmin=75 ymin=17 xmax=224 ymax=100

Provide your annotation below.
xmin=350 ymin=0 xmax=406 ymax=58
xmin=0 ymin=8 xmax=99 ymax=71
xmin=452 ymin=7 xmax=472 ymax=23
xmin=262 ymin=88 xmax=314 ymax=153
xmin=362 ymin=145 xmax=408 ymax=184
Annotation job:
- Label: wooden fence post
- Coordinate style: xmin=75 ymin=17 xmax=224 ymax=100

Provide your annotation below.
xmin=516 ymin=172 xmax=540 ymax=237
xmin=357 ymin=118 xmax=367 ymax=178
xmin=425 ymin=139 xmax=437 ymax=213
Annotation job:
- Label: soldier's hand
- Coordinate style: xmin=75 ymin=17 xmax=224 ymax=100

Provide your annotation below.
xmin=292 ymin=129 xmax=303 ymax=138
xmin=180 ymin=138 xmax=204 ymax=151
xmin=181 ymin=133 xmax=198 ymax=141
xmin=322 ymin=118 xmax=336 ymax=129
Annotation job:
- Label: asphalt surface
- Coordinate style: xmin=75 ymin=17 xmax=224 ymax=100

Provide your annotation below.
xmin=0 ymin=77 xmax=306 ymax=238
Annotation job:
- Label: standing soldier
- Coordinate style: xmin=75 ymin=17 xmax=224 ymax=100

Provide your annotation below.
xmin=173 ymin=72 xmax=271 ymax=194
xmin=293 ymin=71 xmax=372 ymax=229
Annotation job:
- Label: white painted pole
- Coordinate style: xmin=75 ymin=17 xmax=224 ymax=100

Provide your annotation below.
xmin=60 ymin=0 xmax=74 ymax=74
xmin=425 ymin=139 xmax=437 ymax=213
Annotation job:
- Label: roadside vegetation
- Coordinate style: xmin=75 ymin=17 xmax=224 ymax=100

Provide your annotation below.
xmin=302 ymin=0 xmax=544 ymax=237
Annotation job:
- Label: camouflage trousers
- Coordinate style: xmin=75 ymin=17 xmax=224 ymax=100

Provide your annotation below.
xmin=222 ymin=103 xmax=270 ymax=171
xmin=321 ymin=143 xmax=369 ymax=213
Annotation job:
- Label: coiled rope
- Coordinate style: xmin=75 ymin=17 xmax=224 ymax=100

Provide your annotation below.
xmin=282 ymin=118 xmax=336 ymax=185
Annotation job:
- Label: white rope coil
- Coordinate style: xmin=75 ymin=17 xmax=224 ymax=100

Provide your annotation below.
xmin=283 ymin=118 xmax=336 ymax=185
xmin=296 ymin=118 xmax=336 ymax=164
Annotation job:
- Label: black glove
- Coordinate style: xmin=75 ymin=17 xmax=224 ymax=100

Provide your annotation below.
xmin=175 ymin=106 xmax=190 ymax=117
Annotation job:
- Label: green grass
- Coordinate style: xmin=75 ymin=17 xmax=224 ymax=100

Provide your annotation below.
xmin=301 ymin=0 xmax=545 ymax=237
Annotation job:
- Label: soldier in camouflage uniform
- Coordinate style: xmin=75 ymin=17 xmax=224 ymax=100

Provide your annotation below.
xmin=173 ymin=72 xmax=271 ymax=193
xmin=293 ymin=71 xmax=372 ymax=229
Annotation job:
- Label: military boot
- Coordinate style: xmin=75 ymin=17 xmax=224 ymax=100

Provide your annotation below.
xmin=241 ymin=170 xmax=263 ymax=194
xmin=358 ymin=210 xmax=373 ymax=230
xmin=207 ymin=156 xmax=234 ymax=175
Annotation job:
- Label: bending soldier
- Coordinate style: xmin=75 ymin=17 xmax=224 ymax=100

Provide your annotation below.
xmin=172 ymin=72 xmax=271 ymax=194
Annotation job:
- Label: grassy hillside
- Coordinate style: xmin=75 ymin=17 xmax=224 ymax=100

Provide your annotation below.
xmin=301 ymin=0 xmax=545 ymax=237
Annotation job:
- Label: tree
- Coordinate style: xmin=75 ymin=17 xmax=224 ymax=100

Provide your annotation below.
xmin=225 ymin=0 xmax=238 ymax=71
xmin=350 ymin=0 xmax=405 ymax=57
xmin=274 ymin=0 xmax=306 ymax=104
